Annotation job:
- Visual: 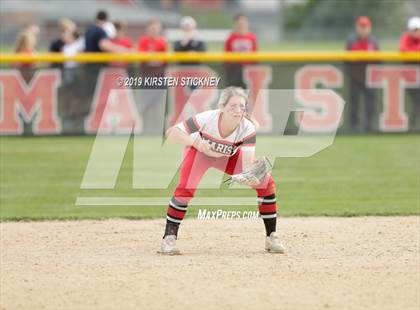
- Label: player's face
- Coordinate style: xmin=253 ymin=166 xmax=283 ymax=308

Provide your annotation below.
xmin=223 ymin=96 xmax=246 ymax=121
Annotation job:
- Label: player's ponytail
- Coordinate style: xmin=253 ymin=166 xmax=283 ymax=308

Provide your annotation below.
xmin=218 ymin=86 xmax=259 ymax=129
xmin=244 ymin=111 xmax=259 ymax=129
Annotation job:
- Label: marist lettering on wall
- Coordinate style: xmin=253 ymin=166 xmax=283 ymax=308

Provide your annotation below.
xmin=0 ymin=70 xmax=62 ymax=134
xmin=0 ymin=65 xmax=418 ymax=135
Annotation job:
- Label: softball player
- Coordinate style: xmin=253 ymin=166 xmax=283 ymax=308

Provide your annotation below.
xmin=160 ymin=87 xmax=284 ymax=254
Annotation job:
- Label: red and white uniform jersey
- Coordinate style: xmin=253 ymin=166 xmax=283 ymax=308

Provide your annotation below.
xmin=176 ymin=109 xmax=256 ymax=156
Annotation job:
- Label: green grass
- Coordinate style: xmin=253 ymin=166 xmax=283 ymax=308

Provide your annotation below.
xmin=0 ymin=135 xmax=419 ymax=221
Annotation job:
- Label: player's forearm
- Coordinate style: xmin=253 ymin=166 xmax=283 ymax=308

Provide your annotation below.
xmin=242 ymin=150 xmax=256 ymax=169
xmin=165 ymin=127 xmax=195 ymax=146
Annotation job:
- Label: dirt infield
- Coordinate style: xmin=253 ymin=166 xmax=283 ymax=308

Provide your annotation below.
xmin=1 ymin=217 xmax=419 ymax=310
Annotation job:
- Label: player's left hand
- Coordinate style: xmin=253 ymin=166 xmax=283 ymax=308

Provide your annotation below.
xmin=203 ymin=148 xmax=226 ymax=158
xmin=243 ymin=176 xmax=261 ymax=187
xmin=226 ymin=157 xmax=272 ymax=187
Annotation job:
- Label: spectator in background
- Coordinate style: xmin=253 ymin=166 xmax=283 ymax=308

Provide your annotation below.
xmin=138 ymin=19 xmax=168 ymax=135
xmin=111 ymin=21 xmax=134 ymax=67
xmin=59 ymin=29 xmax=86 ymax=133
xmin=14 ymin=30 xmax=36 ymax=54
xmin=48 ymin=19 xmax=85 ymax=133
xmin=84 ymin=10 xmax=123 ymax=53
xmin=399 ymin=17 xmax=420 ymax=129
xmin=346 ymin=16 xmax=379 ymax=132
xmin=14 ymin=28 xmax=38 ymax=131
xmin=174 ymin=16 xmax=206 ymax=52
xmin=103 ymin=21 xmax=117 ymax=40
xmin=15 ymin=24 xmax=40 ymax=56
xmin=399 ymin=17 xmax=420 ymax=51
xmin=224 ymin=14 xmax=257 ymax=88
xmin=81 ymin=10 xmax=125 ymax=133
xmin=62 ymin=29 xmax=84 ymax=72
xmin=138 ymin=19 xmax=167 ymax=76
xmin=174 ymin=16 xmax=206 ymax=66
xmin=112 ymin=21 xmax=133 ymax=49
xmin=50 ymin=18 xmax=76 ymax=53
xmin=49 ymin=18 xmax=77 ymax=69
xmin=25 ymin=24 xmax=40 ymax=46
xmin=138 ymin=20 xmax=167 ymax=53
xmin=14 ymin=29 xmax=37 ymax=82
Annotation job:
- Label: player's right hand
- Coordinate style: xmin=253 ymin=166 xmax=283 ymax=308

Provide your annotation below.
xmin=193 ymin=138 xmax=212 ymax=154
xmin=193 ymin=139 xmax=224 ymax=158
xmin=204 ymin=149 xmax=225 ymax=158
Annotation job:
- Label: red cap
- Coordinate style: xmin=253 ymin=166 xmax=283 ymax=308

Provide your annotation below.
xmin=356 ymin=16 xmax=371 ymax=27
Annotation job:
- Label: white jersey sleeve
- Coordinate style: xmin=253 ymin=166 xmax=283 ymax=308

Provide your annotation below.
xmin=175 ymin=110 xmax=215 ymax=134
xmin=240 ymin=119 xmax=256 ymax=152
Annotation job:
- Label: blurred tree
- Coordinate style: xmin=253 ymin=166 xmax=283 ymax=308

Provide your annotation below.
xmin=283 ymin=0 xmax=404 ymax=41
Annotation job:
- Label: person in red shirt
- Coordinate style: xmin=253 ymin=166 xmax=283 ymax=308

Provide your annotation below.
xmin=137 ymin=20 xmax=168 ymax=135
xmin=399 ymin=17 xmax=420 ymax=130
xmin=112 ymin=21 xmax=133 ymax=49
xmin=13 ymin=28 xmax=38 ymax=131
xmin=138 ymin=19 xmax=167 ymax=77
xmin=224 ymin=14 xmax=257 ymax=88
xmin=346 ymin=16 xmax=379 ymax=132
xmin=14 ymin=30 xmax=36 ymax=54
xmin=138 ymin=20 xmax=167 ymax=51
xmin=14 ymin=29 xmax=37 ymax=83
xmin=399 ymin=17 xmax=420 ymax=52
xmin=111 ymin=21 xmax=133 ymax=67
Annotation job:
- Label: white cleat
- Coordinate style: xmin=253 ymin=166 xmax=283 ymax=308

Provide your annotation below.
xmin=159 ymin=235 xmax=181 ymax=255
xmin=265 ymin=232 xmax=285 ymax=254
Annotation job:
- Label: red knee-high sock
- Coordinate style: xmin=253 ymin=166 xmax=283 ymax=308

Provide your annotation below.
xmin=164 ymin=197 xmax=189 ymax=238
xmin=256 ymin=177 xmax=277 ymax=236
